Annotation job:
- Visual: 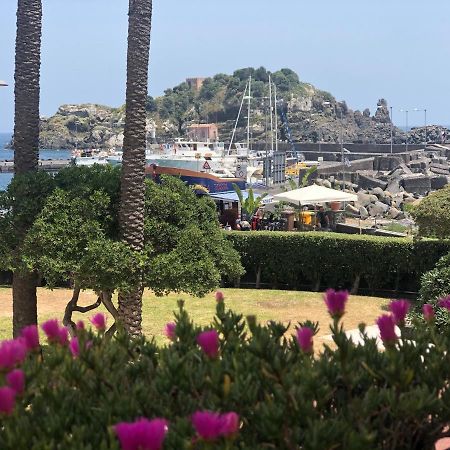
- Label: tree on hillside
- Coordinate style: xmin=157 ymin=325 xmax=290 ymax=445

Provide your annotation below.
xmin=118 ymin=0 xmax=153 ymax=336
xmin=159 ymin=83 xmax=195 ymax=135
xmin=12 ymin=0 xmax=43 ymax=337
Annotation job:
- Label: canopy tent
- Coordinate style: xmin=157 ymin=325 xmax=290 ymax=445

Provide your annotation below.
xmin=272 ymin=184 xmax=357 ymax=206
xmin=209 ymin=190 xmax=249 ymax=202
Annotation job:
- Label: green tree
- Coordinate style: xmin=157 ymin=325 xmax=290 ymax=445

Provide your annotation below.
xmin=118 ymin=0 xmax=153 ymax=336
xmin=159 ymin=83 xmax=195 ymax=135
xmin=12 ymin=0 xmax=43 ymax=337
xmin=411 ymin=185 xmax=450 ymax=238
xmin=18 ymin=168 xmax=242 ymax=333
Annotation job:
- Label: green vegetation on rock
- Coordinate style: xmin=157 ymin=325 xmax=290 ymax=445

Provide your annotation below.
xmin=36 ymin=67 xmax=402 ymax=149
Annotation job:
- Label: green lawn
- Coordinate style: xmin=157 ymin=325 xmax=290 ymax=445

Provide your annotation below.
xmin=0 ymin=288 xmax=389 ymax=346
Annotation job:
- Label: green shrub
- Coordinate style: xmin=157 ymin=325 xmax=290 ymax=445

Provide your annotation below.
xmin=412 ymin=253 xmax=450 ymax=330
xmin=226 ymin=232 xmax=450 ymax=293
xmin=1 ymin=294 xmax=450 ymax=449
xmin=411 ymin=185 xmax=450 ymax=238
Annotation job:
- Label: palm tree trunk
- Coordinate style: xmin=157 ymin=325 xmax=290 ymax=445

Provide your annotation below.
xmin=117 ymin=0 xmax=152 ymax=336
xmin=12 ymin=0 xmax=42 ymax=337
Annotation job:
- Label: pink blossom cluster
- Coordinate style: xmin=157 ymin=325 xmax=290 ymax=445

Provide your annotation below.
xmin=0 ymin=313 xmax=106 ymax=416
xmin=114 ymin=418 xmax=168 ymax=450
xmin=324 ymin=289 xmax=349 ymax=319
xmin=296 ymin=327 xmax=314 ymax=353
xmin=438 ymin=295 xmax=450 ymax=311
xmin=196 ymin=330 xmax=220 ymax=358
xmin=375 ymin=299 xmax=411 ymax=346
xmin=191 ymin=410 xmax=239 ymax=441
xmin=113 ymin=411 xmax=239 ymax=450
xmin=0 ymin=325 xmax=37 ymax=415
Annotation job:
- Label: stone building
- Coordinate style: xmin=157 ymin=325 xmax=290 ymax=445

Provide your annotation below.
xmin=186 ymin=77 xmax=206 ymax=91
xmin=187 ymin=123 xmax=219 ymax=142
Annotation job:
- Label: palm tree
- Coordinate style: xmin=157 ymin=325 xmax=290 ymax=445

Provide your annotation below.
xmin=232 ymin=183 xmax=267 ymax=220
xmin=117 ymin=0 xmax=153 ymax=336
xmin=12 ymin=0 xmax=42 ymax=337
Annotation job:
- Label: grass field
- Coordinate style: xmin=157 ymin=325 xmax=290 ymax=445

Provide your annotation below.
xmin=0 ymin=287 xmax=389 ymax=346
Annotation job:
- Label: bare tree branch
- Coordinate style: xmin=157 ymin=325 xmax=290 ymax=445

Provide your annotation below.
xmin=63 ymin=285 xmax=81 ymax=334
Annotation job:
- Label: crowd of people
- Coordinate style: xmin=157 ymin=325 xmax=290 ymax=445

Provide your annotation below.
xmin=220 ymin=204 xmax=338 ymax=232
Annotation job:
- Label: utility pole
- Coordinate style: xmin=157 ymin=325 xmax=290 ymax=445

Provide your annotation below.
xmin=413 ymin=108 xmax=427 ymax=148
xmin=268 ymin=74 xmax=274 ymax=154
xmin=340 ymin=110 xmax=345 ymax=190
xmin=265 ymin=98 xmax=269 ymax=188
xmin=246 ymin=76 xmax=252 ymax=157
xmin=425 ymin=108 xmax=427 ymax=148
xmin=274 ymin=82 xmax=278 ymax=152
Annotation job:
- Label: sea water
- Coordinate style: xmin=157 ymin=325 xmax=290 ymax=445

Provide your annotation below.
xmin=0 ymin=133 xmax=72 ymax=190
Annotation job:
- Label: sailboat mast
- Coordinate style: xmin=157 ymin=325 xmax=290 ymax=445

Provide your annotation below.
xmin=274 ymin=82 xmax=278 ymax=152
xmin=228 ymin=81 xmax=248 ymax=154
xmin=268 ymin=74 xmax=274 ymax=153
xmin=246 ymin=75 xmax=252 ymax=157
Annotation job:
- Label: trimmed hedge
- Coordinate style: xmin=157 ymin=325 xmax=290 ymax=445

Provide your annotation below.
xmin=226 ymin=232 xmax=450 ymax=294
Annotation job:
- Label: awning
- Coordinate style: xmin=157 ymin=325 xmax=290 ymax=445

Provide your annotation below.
xmin=0 ymin=80 xmax=8 ymax=87
xmin=273 ymin=184 xmax=357 ymax=206
xmin=209 ymin=191 xmax=249 ymax=202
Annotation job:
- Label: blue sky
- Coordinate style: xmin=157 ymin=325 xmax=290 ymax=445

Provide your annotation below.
xmin=0 ymin=0 xmax=449 ymax=133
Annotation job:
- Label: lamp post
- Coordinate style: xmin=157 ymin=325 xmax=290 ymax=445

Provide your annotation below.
xmin=413 ymin=108 xmax=427 ymax=148
xmin=390 ymin=106 xmax=393 ymax=154
xmin=320 ymin=101 xmax=332 ymax=154
xmin=400 ymin=109 xmax=409 ymax=151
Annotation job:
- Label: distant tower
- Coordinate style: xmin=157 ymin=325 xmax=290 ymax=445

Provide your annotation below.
xmin=186 ymin=77 xmax=206 ymax=92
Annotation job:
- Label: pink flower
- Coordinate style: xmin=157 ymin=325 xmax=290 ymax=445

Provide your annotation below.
xmin=164 ymin=323 xmax=176 ymax=341
xmin=423 ymin=304 xmax=435 ymax=322
xmin=296 ymin=327 xmax=314 ymax=353
xmin=41 ymin=319 xmax=61 ymax=343
xmin=6 ymin=369 xmax=25 ymax=395
xmin=376 ymin=314 xmax=398 ymax=345
xmin=21 ymin=325 xmax=39 ymax=351
xmin=389 ymin=299 xmax=410 ymax=325
xmin=69 ymin=337 xmax=80 ymax=358
xmin=41 ymin=320 xmax=69 ymax=346
xmin=192 ymin=411 xmax=223 ymax=441
xmin=0 ymin=339 xmax=27 ymax=371
xmin=58 ymin=327 xmax=69 ymax=346
xmin=220 ymin=412 xmax=239 ymax=437
xmin=324 ymin=289 xmax=348 ymax=319
xmin=197 ymin=330 xmax=219 ymax=358
xmin=215 ymin=291 xmax=225 ymax=302
xmin=0 ymin=386 xmax=15 ymax=415
xmin=76 ymin=320 xmax=85 ymax=330
xmin=114 ymin=418 xmax=168 ymax=450
xmin=438 ymin=296 xmax=450 ymax=310
xmin=90 ymin=313 xmax=107 ymax=331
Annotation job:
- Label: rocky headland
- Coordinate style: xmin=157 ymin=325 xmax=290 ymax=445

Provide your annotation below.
xmin=21 ymin=67 xmax=449 ymax=150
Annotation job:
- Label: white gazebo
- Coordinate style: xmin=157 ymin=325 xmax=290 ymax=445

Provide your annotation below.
xmin=273 ymin=184 xmax=357 ymax=206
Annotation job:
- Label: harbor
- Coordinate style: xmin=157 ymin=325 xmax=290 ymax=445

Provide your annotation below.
xmin=0 ymin=158 xmax=70 ymax=172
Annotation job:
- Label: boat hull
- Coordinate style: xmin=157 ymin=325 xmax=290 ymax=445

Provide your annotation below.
xmin=145 ymin=165 xmax=245 ymax=193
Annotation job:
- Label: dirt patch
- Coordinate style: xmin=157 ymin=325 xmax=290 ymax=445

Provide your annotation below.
xmin=0 ymin=288 xmax=98 ymax=319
